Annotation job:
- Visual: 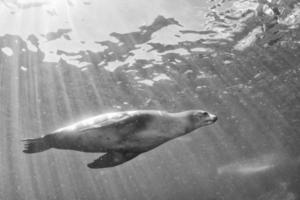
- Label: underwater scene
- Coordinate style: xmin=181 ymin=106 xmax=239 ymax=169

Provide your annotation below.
xmin=0 ymin=0 xmax=300 ymax=199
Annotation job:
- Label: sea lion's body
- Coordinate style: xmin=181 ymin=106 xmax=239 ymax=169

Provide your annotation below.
xmin=23 ymin=110 xmax=217 ymax=168
xmin=50 ymin=110 xmax=186 ymax=153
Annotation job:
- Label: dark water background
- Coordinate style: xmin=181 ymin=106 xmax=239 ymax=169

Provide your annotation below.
xmin=0 ymin=0 xmax=300 ymax=199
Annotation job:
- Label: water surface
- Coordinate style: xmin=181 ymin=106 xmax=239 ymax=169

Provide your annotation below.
xmin=0 ymin=0 xmax=300 ymax=199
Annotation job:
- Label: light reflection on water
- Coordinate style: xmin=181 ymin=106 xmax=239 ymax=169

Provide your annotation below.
xmin=0 ymin=0 xmax=300 ymax=200
xmin=217 ymin=153 xmax=277 ymax=176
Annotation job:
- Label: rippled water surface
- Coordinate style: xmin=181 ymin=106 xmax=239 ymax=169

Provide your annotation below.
xmin=0 ymin=0 xmax=300 ymax=199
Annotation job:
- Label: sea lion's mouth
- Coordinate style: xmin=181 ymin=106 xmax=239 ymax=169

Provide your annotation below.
xmin=212 ymin=115 xmax=218 ymax=122
xmin=205 ymin=115 xmax=217 ymax=124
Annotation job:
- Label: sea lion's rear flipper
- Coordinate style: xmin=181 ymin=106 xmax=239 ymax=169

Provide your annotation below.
xmin=22 ymin=135 xmax=51 ymax=153
xmin=87 ymin=152 xmax=140 ymax=169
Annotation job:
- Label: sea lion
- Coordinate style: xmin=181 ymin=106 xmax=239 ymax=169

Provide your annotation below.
xmin=22 ymin=110 xmax=217 ymax=168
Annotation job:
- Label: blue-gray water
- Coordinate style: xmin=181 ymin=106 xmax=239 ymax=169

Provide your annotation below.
xmin=0 ymin=0 xmax=300 ymax=200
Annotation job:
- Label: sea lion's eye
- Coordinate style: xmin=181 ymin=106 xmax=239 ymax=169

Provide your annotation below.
xmin=203 ymin=112 xmax=208 ymax=116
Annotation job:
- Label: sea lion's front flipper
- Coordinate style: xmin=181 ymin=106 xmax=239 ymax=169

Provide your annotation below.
xmin=87 ymin=152 xmax=140 ymax=169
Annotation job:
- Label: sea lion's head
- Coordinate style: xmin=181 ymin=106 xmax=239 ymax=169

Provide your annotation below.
xmin=184 ymin=110 xmax=217 ymax=131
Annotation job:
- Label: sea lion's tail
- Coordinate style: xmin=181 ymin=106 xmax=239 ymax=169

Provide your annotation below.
xmin=22 ymin=136 xmax=51 ymax=153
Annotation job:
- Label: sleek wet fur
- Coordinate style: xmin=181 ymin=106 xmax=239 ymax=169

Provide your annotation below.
xmin=22 ymin=110 xmax=217 ymax=168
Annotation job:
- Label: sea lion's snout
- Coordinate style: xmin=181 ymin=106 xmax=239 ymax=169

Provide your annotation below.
xmin=188 ymin=110 xmax=218 ymax=129
xmin=211 ymin=114 xmax=218 ymax=122
xmin=206 ymin=113 xmax=217 ymax=124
